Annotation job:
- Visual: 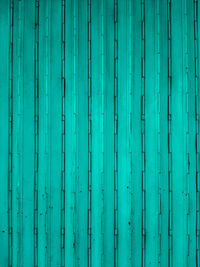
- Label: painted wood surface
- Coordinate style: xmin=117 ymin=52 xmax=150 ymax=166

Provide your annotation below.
xmin=0 ymin=0 xmax=199 ymax=266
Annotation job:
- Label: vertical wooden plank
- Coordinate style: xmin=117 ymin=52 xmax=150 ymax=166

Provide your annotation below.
xmin=145 ymin=0 xmax=160 ymax=265
xmin=38 ymin=0 xmax=51 ymax=265
xmin=34 ymin=1 xmax=39 ymax=265
xmin=65 ymin=0 xmax=76 ymax=265
xmin=12 ymin=1 xmax=24 ymax=265
xmin=23 ymin=0 xmax=35 ymax=265
xmin=8 ymin=1 xmax=14 ymax=265
xmin=187 ymin=0 xmax=196 ymax=265
xmin=131 ymin=0 xmax=143 ymax=265
xmin=0 ymin=0 xmax=9 ymax=265
xmin=103 ymin=0 xmax=114 ymax=266
xmin=91 ymin=0 xmax=104 ymax=265
xmin=61 ymin=1 xmax=65 ymax=265
xmin=114 ymin=0 xmax=118 ymax=265
xmin=160 ymin=0 xmax=169 ymax=265
xmin=76 ymin=0 xmax=88 ymax=266
xmin=156 ymin=0 xmax=162 ymax=265
xmin=171 ymin=0 xmax=187 ymax=266
xmin=167 ymin=0 xmax=173 ymax=264
xmin=49 ymin=0 xmax=62 ymax=266
xmin=118 ymin=0 xmax=132 ymax=266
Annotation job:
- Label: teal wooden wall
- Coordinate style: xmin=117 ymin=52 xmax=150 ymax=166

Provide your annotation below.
xmin=0 ymin=0 xmax=199 ymax=266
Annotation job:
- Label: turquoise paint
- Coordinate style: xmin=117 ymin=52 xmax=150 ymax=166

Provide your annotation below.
xmin=0 ymin=0 xmax=199 ymax=266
